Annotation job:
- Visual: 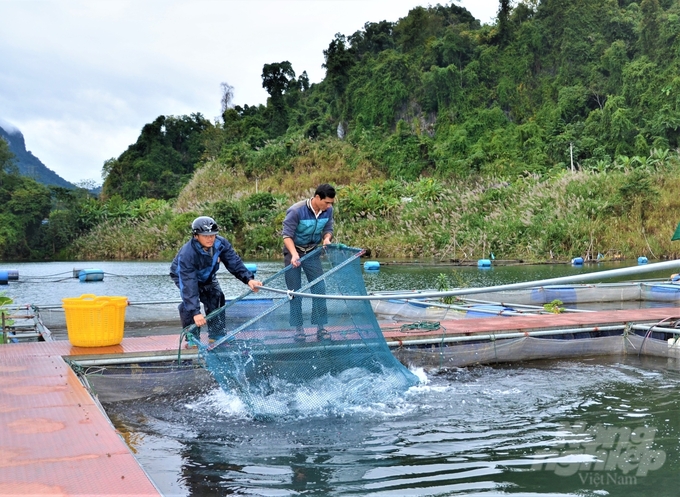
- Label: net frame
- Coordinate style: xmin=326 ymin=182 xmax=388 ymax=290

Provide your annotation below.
xmin=184 ymin=244 xmax=419 ymax=418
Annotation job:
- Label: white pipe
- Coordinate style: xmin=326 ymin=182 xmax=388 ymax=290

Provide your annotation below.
xmin=69 ymin=325 xmax=627 ymax=366
xmin=405 ymin=300 xmax=538 ymax=316
xmin=630 ymin=324 xmax=680 ymax=334
xmin=6 ymin=333 xmax=42 ymax=339
xmin=386 ymin=321 xmax=680 ymax=346
xmin=33 ymin=299 xmax=183 ymax=311
xmin=261 ymin=259 xmax=680 ymax=300
xmin=71 ymin=352 xmax=197 ymax=366
xmin=385 ymin=325 xmax=627 ymax=345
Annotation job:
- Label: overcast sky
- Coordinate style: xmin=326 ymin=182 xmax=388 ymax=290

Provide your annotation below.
xmin=0 ymin=0 xmax=500 ymax=185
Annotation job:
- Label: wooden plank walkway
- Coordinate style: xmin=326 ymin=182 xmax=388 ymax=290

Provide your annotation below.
xmin=0 ymin=339 xmax=165 ymax=496
xmin=1 ymin=306 xmax=679 ymax=495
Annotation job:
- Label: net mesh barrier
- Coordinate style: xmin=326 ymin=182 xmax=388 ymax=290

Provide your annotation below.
xmin=185 ymin=244 xmax=419 ymax=418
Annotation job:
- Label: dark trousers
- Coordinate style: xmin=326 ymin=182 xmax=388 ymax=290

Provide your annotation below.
xmin=178 ymin=279 xmax=226 ymax=338
xmin=284 ymin=249 xmax=327 ymax=327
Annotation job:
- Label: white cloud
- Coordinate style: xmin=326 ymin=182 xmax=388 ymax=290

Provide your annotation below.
xmin=0 ymin=118 xmax=19 ymax=134
xmin=18 ymin=118 xmax=140 ymax=183
xmin=0 ymin=0 xmax=499 ymax=184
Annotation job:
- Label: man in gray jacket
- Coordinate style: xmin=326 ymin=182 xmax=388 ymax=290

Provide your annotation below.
xmin=282 ymin=184 xmax=335 ymax=341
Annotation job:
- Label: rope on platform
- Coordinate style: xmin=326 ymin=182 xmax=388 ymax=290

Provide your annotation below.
xmin=63 ymin=359 xmax=100 ymax=398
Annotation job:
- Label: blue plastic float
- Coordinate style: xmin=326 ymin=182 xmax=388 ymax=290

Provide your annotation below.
xmin=477 ymin=259 xmax=491 ymax=268
xmin=637 ymin=256 xmax=648 ymax=265
xmin=244 ymin=263 xmax=258 ymax=274
xmin=0 ymin=271 xmax=8 ymax=285
xmin=571 ymin=257 xmax=584 ymax=265
xmin=78 ymin=269 xmax=104 ymax=282
xmin=363 ymin=261 xmax=380 ymax=271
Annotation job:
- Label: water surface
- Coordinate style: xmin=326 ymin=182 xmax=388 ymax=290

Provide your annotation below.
xmin=105 ymin=355 xmax=680 ymax=496
xmin=2 ymin=259 xmax=671 ymax=306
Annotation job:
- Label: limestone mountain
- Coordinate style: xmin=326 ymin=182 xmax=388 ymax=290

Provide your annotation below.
xmin=0 ymin=123 xmax=74 ymax=189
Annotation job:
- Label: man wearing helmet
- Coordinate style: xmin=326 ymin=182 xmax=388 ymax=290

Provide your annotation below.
xmin=170 ymin=216 xmax=262 ymax=344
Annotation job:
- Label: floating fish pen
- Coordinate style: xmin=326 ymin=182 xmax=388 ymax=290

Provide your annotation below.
xmin=13 ymin=257 xmax=680 ymax=406
xmin=6 ymin=255 xmax=680 ymax=496
xmin=51 ymin=306 xmax=680 ymax=407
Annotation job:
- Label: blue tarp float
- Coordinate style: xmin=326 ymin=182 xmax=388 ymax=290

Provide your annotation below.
xmin=363 ymin=261 xmax=380 ymax=271
xmin=77 ymin=269 xmax=104 ymax=282
xmin=0 ymin=270 xmax=18 ymax=284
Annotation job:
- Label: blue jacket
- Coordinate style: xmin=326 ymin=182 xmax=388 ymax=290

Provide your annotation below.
xmin=170 ymin=235 xmax=253 ymax=316
xmin=282 ymin=199 xmax=334 ymax=251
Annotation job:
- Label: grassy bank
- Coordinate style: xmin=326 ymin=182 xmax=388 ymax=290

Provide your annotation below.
xmin=71 ymin=156 xmax=680 ymax=263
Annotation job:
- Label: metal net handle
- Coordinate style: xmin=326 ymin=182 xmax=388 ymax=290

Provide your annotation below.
xmin=207 ymin=245 xmax=365 ymax=350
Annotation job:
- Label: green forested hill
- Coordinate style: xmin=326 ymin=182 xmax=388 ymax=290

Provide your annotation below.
xmin=102 ymin=0 xmax=680 ymax=199
xmin=5 ymin=0 xmax=680 ymax=262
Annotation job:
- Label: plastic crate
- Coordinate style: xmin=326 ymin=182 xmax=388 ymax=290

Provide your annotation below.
xmin=62 ymin=294 xmax=128 ymax=347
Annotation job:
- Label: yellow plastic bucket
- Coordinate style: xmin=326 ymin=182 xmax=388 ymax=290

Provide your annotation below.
xmin=61 ymin=294 xmax=128 ymax=347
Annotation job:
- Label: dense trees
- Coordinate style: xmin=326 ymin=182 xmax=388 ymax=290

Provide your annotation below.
xmin=262 ymin=61 xmax=297 ymax=135
xmin=101 ymin=113 xmax=212 ymax=201
xmin=38 ymin=1 xmax=680 ymax=193
xmin=0 ymin=138 xmax=51 ymax=259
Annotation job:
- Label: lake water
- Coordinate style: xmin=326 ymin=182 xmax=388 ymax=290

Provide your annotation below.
xmin=1 ymin=259 xmax=673 ymax=307
xmin=2 ymin=260 xmax=680 ymax=495
xmin=104 ymin=355 xmax=680 ymax=496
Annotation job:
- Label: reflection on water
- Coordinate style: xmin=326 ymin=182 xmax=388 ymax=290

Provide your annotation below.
xmin=105 ymin=356 xmax=680 ymax=496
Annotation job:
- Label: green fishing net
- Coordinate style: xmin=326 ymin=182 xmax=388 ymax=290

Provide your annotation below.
xmin=185 ymin=244 xmax=419 ymax=418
